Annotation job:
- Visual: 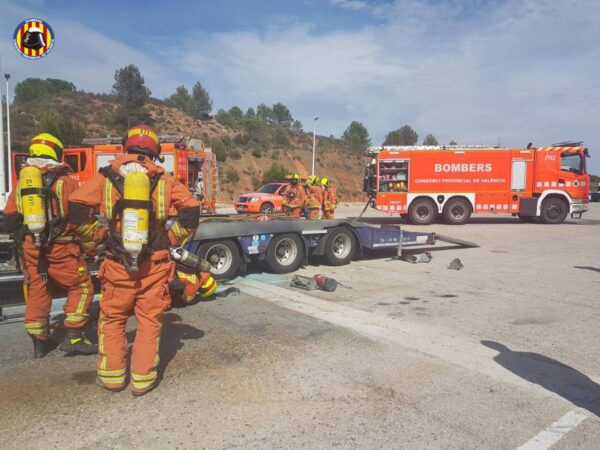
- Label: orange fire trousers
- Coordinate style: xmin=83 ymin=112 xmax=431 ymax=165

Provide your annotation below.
xmin=97 ymin=250 xmax=174 ymax=392
xmin=286 ymin=207 xmax=303 ymax=218
xmin=322 ymin=209 xmax=335 ymax=219
xmin=176 ymin=270 xmax=217 ymax=303
xmin=22 ymin=240 xmax=93 ymax=339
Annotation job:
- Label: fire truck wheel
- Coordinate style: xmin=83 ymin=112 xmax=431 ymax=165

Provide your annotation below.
xmin=324 ymin=227 xmax=356 ymax=266
xmin=442 ymin=197 xmax=472 ymax=225
xmin=266 ymin=234 xmax=304 ymax=273
xmin=197 ymin=240 xmax=240 ymax=280
xmin=408 ymin=198 xmax=437 ymax=225
xmin=260 ymin=202 xmax=274 ymax=214
xmin=540 ymin=197 xmax=568 ymax=224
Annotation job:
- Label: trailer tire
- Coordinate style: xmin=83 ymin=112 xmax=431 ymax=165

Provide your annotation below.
xmin=408 ymin=198 xmax=437 ymax=225
xmin=443 ymin=197 xmax=472 ymax=225
xmin=197 ymin=240 xmax=240 ymax=280
xmin=540 ymin=197 xmax=568 ymax=224
xmin=324 ymin=227 xmax=356 ymax=266
xmin=260 ymin=202 xmax=274 ymax=214
xmin=265 ymin=234 xmax=304 ymax=274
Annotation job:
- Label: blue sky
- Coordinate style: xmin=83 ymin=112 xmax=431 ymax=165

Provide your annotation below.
xmin=1 ymin=0 xmax=600 ymax=173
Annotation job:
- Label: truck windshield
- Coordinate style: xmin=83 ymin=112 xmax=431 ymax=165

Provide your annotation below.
xmin=560 ymin=152 xmax=585 ymax=174
xmin=257 ymin=184 xmax=281 ymax=194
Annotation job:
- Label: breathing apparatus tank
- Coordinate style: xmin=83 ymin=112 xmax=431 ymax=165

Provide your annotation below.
xmin=122 ymin=171 xmax=150 ymax=272
xmin=19 ymin=166 xmax=46 ymax=247
xmin=170 ymin=247 xmax=213 ymax=273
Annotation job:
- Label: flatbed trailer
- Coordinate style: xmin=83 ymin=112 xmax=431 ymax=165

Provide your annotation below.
xmin=0 ymin=214 xmax=476 ymax=316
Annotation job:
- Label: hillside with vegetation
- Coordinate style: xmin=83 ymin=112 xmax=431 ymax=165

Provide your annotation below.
xmin=5 ymin=67 xmax=441 ymax=203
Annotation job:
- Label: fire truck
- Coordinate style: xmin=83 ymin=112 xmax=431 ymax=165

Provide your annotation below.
xmin=363 ymin=142 xmax=590 ymax=225
xmin=10 ymin=135 xmax=219 ymax=214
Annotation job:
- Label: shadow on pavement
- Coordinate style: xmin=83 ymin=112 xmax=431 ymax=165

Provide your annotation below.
xmin=574 ymin=266 xmax=600 ymax=273
xmin=482 ymin=340 xmax=600 ymax=416
xmin=158 ymin=313 xmax=205 ymax=377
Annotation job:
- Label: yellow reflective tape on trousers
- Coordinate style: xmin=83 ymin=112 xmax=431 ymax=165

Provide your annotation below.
xmin=76 ymin=282 xmax=89 ymax=315
xmin=98 ymin=367 xmax=126 ymax=377
xmin=171 ymin=221 xmax=190 ymax=241
xmin=131 ymin=370 xmax=157 ymax=382
xmin=157 ymin=179 xmax=166 ymax=220
xmin=56 ymin=179 xmax=64 ymax=217
xmin=104 ymin=178 xmax=113 ymax=219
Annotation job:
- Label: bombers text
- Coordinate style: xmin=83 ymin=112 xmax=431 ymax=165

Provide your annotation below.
xmin=434 ymin=163 xmax=493 ymax=173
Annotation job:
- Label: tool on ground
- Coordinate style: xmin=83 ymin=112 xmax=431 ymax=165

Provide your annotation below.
xmin=394 ymin=251 xmax=432 ymax=264
xmin=291 ymin=274 xmax=338 ymax=292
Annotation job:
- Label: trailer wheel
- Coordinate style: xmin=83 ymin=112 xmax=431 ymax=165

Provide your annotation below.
xmin=540 ymin=197 xmax=568 ymax=224
xmin=197 ymin=240 xmax=240 ymax=280
xmin=265 ymin=234 xmax=304 ymax=273
xmin=324 ymin=227 xmax=356 ymax=266
xmin=408 ymin=198 xmax=437 ymax=225
xmin=443 ymin=197 xmax=472 ymax=225
xmin=260 ymin=202 xmax=274 ymax=214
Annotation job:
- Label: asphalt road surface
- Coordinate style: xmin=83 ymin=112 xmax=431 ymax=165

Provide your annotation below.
xmin=1 ymin=204 xmax=599 ymax=449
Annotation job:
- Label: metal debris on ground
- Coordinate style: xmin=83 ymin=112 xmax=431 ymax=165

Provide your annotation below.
xmin=291 ymin=274 xmax=338 ymax=292
xmin=447 ymin=258 xmax=464 ymax=270
xmin=394 ymin=251 xmax=433 ymax=264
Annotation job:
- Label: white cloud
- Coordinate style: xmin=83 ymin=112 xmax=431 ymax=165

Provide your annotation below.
xmin=0 ymin=3 xmax=173 ymax=98
xmin=172 ymin=0 xmax=600 ymax=172
xmin=329 ymin=0 xmax=370 ymax=11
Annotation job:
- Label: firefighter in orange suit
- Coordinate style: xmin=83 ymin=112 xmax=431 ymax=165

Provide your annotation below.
xmin=305 ymin=175 xmax=323 ymax=220
xmin=68 ymin=125 xmax=200 ymax=396
xmin=169 ymin=246 xmax=217 ymax=305
xmin=3 ymin=133 xmax=96 ymax=358
xmin=282 ymin=173 xmax=306 ymax=218
xmin=321 ymin=177 xmax=338 ymax=219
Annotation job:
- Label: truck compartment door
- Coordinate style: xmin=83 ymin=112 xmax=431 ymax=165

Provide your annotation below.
xmin=511 ymin=160 xmax=527 ymax=191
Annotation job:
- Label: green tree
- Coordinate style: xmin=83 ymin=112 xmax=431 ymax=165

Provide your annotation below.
xmin=291 ymin=120 xmax=303 ymax=132
xmin=256 ymin=103 xmax=274 ymax=124
xmin=40 ymin=110 xmax=85 ymax=146
xmin=112 ymin=65 xmax=150 ymax=114
xmin=228 ymin=106 xmax=243 ymax=120
xmin=14 ymin=78 xmax=76 ymax=104
xmin=245 ymin=107 xmax=256 ymax=117
xmin=165 ymin=85 xmax=192 ymax=114
xmin=383 ymin=125 xmax=418 ymax=146
xmin=342 ymin=121 xmax=371 ymax=152
xmin=190 ymin=81 xmax=213 ymax=119
xmin=422 ymin=134 xmax=438 ymax=145
xmin=272 ymin=103 xmax=293 ymax=128
xmin=261 ymin=162 xmax=290 ymax=185
xmin=449 ymin=140 xmax=458 ymax=145
xmin=225 ymin=168 xmax=240 ymax=183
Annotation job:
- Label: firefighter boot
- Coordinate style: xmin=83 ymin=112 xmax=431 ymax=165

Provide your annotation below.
xmin=59 ymin=327 xmax=98 ymax=355
xmin=30 ymin=336 xmax=52 ymax=359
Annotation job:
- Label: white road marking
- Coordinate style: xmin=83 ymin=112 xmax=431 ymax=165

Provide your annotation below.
xmin=516 ymin=410 xmax=590 ymax=450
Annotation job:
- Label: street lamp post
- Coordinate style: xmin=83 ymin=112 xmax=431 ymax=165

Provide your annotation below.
xmin=5 ymin=74 xmax=11 ymax=193
xmin=0 ymin=57 xmax=5 ymax=206
xmin=311 ymin=117 xmax=319 ymax=176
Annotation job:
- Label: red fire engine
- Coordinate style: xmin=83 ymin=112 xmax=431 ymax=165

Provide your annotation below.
xmin=363 ymin=142 xmax=590 ymax=225
xmin=17 ymin=135 xmax=218 ymax=213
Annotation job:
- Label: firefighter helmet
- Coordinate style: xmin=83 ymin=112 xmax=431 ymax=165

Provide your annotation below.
xmin=124 ymin=125 xmax=161 ymax=159
xmin=309 ymin=175 xmax=320 ymax=186
xmin=320 ymin=177 xmax=329 ymax=187
xmin=29 ymin=133 xmax=64 ymax=161
xmin=290 ymin=173 xmax=300 ymax=185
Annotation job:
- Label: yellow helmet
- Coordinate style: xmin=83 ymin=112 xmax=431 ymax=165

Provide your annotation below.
xmin=309 ymin=175 xmax=320 ymax=185
xmin=291 ymin=173 xmax=300 ymax=181
xmin=320 ymin=177 xmax=329 ymax=187
xmin=29 ymin=133 xmax=64 ymax=161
